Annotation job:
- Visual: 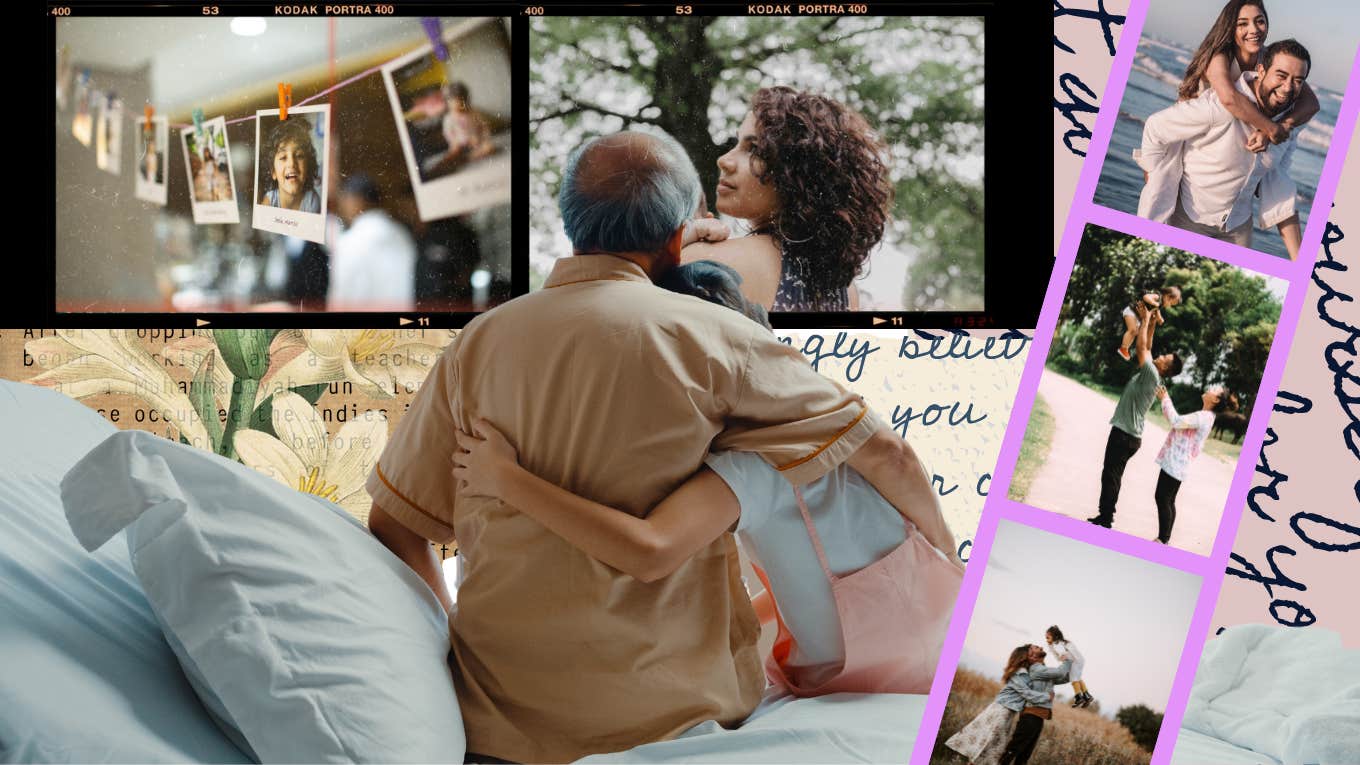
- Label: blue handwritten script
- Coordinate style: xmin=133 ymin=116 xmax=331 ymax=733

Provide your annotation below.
xmin=891 ymin=400 xmax=988 ymax=436
xmin=1225 ymin=214 xmax=1360 ymax=630
xmin=1313 ymin=220 xmax=1360 ymax=468
xmin=779 ymin=332 xmax=879 ymax=383
xmin=898 ymin=329 xmax=1032 ymax=361
xmin=1053 ymin=0 xmax=1123 ymax=56
xmin=782 ymin=330 xmax=1030 ymax=573
xmin=1053 ymin=0 xmax=1126 ymax=158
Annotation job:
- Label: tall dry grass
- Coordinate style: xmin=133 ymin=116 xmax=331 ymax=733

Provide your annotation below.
xmin=931 ymin=669 xmax=1151 ymax=765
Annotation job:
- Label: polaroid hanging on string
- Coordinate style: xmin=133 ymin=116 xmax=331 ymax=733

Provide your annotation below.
xmin=381 ymin=17 xmax=513 ymax=223
xmin=71 ymin=71 xmax=93 ymax=147
xmin=527 ymin=2 xmax=1047 ymax=330
xmin=181 ymin=115 xmax=240 ymax=225
xmin=55 ymin=45 xmax=72 ymax=112
xmin=94 ymin=94 xmax=121 ymax=176
xmin=252 ymin=104 xmax=330 ymax=244
xmin=135 ymin=115 xmax=168 ymax=206
xmin=40 ymin=5 xmax=524 ymax=327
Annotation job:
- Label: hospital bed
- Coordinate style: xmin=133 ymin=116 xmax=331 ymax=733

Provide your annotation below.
xmin=0 ymin=379 xmax=923 ymax=763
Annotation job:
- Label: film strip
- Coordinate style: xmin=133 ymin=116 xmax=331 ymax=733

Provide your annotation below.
xmin=39 ymin=1 xmax=1047 ymax=330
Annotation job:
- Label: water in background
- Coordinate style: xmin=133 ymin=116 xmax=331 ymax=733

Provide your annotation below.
xmin=1093 ymin=35 xmax=1342 ymax=259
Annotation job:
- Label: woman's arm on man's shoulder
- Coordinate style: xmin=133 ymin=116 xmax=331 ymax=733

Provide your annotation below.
xmin=1205 ymin=51 xmax=1286 ymax=139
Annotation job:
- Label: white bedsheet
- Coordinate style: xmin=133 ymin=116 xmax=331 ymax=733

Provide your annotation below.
xmin=1171 ymin=728 xmax=1281 ymax=765
xmin=0 ymin=380 xmax=248 ymax=763
xmin=1181 ymin=624 xmax=1360 ymax=765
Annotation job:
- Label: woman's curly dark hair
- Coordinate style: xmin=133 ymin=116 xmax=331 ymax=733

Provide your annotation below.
xmin=262 ymin=117 xmax=319 ymax=192
xmin=748 ymin=86 xmax=893 ymax=309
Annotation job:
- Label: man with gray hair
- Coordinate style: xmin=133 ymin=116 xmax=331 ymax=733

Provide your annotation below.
xmin=366 ymin=130 xmax=954 ymax=762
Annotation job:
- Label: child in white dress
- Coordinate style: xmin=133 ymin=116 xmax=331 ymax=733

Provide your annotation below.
xmin=1046 ymin=625 xmax=1093 ymax=707
xmin=1117 ymin=286 xmax=1181 ymax=361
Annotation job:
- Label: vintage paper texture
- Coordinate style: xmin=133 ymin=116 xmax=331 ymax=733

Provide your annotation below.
xmin=1 ymin=328 xmax=1029 ymax=557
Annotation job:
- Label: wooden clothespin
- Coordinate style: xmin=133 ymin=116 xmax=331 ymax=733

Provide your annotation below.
xmin=421 ymin=18 xmax=448 ymax=62
xmin=144 ymin=104 xmax=154 ymax=132
xmin=278 ymin=83 xmax=292 ymax=120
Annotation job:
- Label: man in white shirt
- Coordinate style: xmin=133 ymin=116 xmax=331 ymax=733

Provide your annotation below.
xmin=328 ymin=174 xmax=417 ymax=310
xmin=1134 ymin=39 xmax=1311 ymax=260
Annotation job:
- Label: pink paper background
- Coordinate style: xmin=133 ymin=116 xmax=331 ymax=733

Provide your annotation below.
xmin=1210 ymin=118 xmax=1360 ymax=647
xmin=1054 ymin=1 xmax=1131 ymax=254
xmin=915 ymin=5 xmax=1360 ymax=764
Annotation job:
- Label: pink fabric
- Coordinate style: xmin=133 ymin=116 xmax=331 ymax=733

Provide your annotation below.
xmin=756 ymin=488 xmax=962 ymax=696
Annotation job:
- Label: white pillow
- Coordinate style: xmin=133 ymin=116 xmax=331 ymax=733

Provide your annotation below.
xmin=62 ymin=430 xmax=465 ymax=763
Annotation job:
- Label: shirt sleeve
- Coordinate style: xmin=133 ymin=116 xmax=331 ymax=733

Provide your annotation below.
xmin=711 ymin=330 xmax=882 ymax=486
xmin=705 ymin=451 xmax=775 ymax=533
xmin=1162 ymin=397 xmax=1200 ymax=430
xmin=1064 ymin=643 xmax=1084 ymax=663
xmin=1198 ymin=412 xmax=1216 ymax=445
xmin=1028 ymin=659 xmax=1072 ymax=683
xmin=1258 ymin=138 xmax=1299 ymax=229
xmin=1008 ymin=674 xmax=1051 ymax=705
xmin=1142 ymin=360 xmax=1160 ymax=388
xmin=363 ymin=333 xmax=461 ymax=543
xmin=1139 ymin=95 xmax=1224 ymax=165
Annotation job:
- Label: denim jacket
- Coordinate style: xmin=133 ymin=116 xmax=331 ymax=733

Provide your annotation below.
xmin=994 ymin=658 xmax=1072 ymax=712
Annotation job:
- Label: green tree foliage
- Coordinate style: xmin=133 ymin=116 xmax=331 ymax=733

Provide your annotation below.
xmin=530 ymin=17 xmax=984 ymax=309
xmin=1049 ymin=228 xmax=1281 ymax=416
xmin=1114 ymin=704 xmax=1163 ymax=752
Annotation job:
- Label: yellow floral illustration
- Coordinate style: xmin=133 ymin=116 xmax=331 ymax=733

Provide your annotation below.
xmin=234 ymin=391 xmax=387 ymax=524
xmin=257 ymin=329 xmax=447 ymax=404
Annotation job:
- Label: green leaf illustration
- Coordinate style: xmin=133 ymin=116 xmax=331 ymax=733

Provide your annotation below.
xmin=190 ymin=351 xmax=224 ymax=453
xmin=215 ymin=329 xmax=280 ymax=380
xmin=220 ymin=377 xmax=260 ymax=461
xmin=247 ymin=394 xmax=277 ymax=440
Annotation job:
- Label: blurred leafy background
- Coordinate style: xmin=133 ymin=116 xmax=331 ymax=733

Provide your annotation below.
xmin=529 ymin=16 xmax=984 ymax=310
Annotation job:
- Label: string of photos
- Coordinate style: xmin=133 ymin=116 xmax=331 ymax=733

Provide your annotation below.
xmin=57 ymin=16 xmax=512 ymax=242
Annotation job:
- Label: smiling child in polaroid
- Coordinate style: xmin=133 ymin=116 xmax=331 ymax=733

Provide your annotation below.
xmin=259 ymin=118 xmax=321 ymax=213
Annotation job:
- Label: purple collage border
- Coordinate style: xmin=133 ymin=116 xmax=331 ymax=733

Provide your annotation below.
xmin=911 ymin=2 xmax=1360 ymax=762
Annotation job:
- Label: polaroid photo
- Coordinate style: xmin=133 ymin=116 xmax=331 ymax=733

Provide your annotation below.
xmin=95 ymin=96 xmax=122 ymax=175
xmin=56 ymin=46 xmax=72 ymax=112
xmin=526 ymin=16 xmax=988 ymax=315
xmin=1091 ymin=0 xmax=1351 ymax=261
xmin=134 ymin=115 xmax=168 ymax=205
xmin=72 ymin=78 xmax=92 ymax=146
xmin=252 ymin=105 xmax=330 ymax=244
xmin=936 ymin=519 xmax=1200 ymax=762
xmin=180 ymin=116 xmax=240 ymax=224
xmin=382 ymin=17 xmax=511 ymax=222
xmin=1010 ymin=224 xmax=1287 ymax=555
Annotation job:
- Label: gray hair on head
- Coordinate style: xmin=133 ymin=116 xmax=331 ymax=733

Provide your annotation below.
xmin=558 ymin=130 xmax=702 ymax=255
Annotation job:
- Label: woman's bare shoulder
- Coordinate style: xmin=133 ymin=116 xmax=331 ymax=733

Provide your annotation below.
xmin=681 ymin=234 xmax=782 ymax=308
xmin=683 ymin=234 xmax=780 ymax=268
